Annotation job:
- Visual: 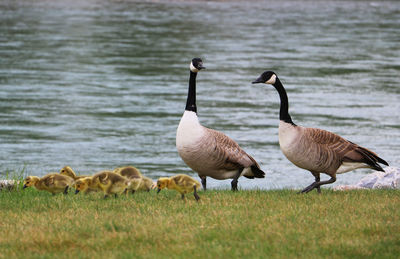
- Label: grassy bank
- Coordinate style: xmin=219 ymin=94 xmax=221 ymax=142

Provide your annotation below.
xmin=0 ymin=188 xmax=399 ymax=258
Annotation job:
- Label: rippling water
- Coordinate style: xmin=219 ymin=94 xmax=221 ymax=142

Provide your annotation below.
xmin=0 ymin=0 xmax=399 ymax=189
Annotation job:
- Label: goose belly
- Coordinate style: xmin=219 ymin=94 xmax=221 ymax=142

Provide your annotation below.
xmin=177 ymin=141 xmax=240 ymax=179
xmin=336 ymin=162 xmax=369 ymax=174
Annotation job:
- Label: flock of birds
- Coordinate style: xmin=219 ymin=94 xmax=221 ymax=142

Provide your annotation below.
xmin=22 ymin=58 xmax=389 ymax=201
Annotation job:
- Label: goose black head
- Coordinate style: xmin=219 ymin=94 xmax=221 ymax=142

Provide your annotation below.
xmin=252 ymin=71 xmax=277 ymax=85
xmin=190 ymin=58 xmax=206 ymax=73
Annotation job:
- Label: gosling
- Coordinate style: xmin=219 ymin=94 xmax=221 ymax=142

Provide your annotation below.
xmin=75 ymin=171 xmax=130 ymax=199
xmin=137 ymin=176 xmax=155 ymax=192
xmin=113 ymin=166 xmax=142 ymax=194
xmin=23 ymin=173 xmax=74 ymax=195
xmin=157 ymin=174 xmax=201 ymax=201
xmin=60 ymin=166 xmax=97 ymax=194
xmin=59 ymin=166 xmax=89 ymax=180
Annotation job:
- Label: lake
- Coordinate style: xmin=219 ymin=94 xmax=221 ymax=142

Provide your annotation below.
xmin=0 ymin=0 xmax=399 ymax=190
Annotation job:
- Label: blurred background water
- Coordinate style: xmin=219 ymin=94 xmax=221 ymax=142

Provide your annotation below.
xmin=0 ymin=0 xmax=399 ymax=190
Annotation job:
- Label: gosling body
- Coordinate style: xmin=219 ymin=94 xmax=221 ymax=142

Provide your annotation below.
xmin=75 ymin=171 xmax=130 ymax=198
xmin=23 ymin=173 xmax=74 ymax=195
xmin=157 ymin=174 xmax=201 ymax=201
xmin=59 ymin=166 xmax=89 ymax=180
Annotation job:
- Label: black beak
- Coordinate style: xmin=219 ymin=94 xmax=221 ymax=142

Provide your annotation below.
xmin=75 ymin=190 xmax=80 ymax=194
xmin=157 ymin=188 xmax=161 ymax=194
xmin=252 ymin=76 xmax=264 ymax=84
xmin=198 ymin=65 xmax=206 ymax=70
xmin=23 ymin=184 xmax=27 ymax=189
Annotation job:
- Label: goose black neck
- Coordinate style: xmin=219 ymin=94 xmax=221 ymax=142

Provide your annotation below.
xmin=185 ymin=71 xmax=197 ymax=113
xmin=273 ymin=78 xmax=295 ymax=125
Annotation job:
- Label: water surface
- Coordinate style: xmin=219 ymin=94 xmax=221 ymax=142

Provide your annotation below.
xmin=0 ymin=0 xmax=399 ymax=189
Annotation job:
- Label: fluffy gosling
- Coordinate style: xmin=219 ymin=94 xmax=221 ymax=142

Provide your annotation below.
xmin=113 ymin=166 xmax=142 ymax=178
xmin=138 ymin=176 xmax=155 ymax=192
xmin=75 ymin=171 xmax=130 ymax=199
xmin=23 ymin=173 xmax=74 ymax=195
xmin=59 ymin=166 xmax=89 ymax=180
xmin=157 ymin=174 xmax=201 ymax=201
xmin=113 ymin=166 xmax=153 ymax=194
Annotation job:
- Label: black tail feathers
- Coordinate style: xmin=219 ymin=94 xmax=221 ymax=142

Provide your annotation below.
xmin=251 ymin=165 xmax=265 ymax=178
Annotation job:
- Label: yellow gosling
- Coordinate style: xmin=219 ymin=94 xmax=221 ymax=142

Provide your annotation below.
xmin=157 ymin=174 xmax=201 ymax=201
xmin=137 ymin=176 xmax=155 ymax=192
xmin=114 ymin=166 xmax=144 ymax=194
xmin=23 ymin=173 xmax=74 ymax=195
xmin=75 ymin=171 xmax=130 ymax=199
xmin=113 ymin=166 xmax=142 ymax=178
xmin=74 ymin=177 xmax=99 ymax=195
xmin=59 ymin=166 xmax=89 ymax=180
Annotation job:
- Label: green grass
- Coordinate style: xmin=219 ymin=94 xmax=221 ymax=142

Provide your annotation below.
xmin=0 ymin=188 xmax=399 ymax=258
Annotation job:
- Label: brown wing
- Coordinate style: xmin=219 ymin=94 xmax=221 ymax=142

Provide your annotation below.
xmin=205 ymin=128 xmax=257 ymax=171
xmin=305 ymin=127 xmax=387 ymax=171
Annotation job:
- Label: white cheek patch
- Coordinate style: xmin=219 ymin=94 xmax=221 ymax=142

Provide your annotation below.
xmin=266 ymin=74 xmax=276 ymax=84
xmin=190 ymin=62 xmax=199 ymax=73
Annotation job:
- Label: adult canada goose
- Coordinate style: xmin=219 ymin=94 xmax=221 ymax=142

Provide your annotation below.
xmin=252 ymin=71 xmax=389 ymax=193
xmin=176 ymin=58 xmax=265 ymax=191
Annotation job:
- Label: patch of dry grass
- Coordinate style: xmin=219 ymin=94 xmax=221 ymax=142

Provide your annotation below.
xmin=0 ymin=188 xmax=399 ymax=258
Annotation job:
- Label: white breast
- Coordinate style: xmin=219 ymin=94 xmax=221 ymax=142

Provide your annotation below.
xmin=278 ymin=121 xmax=299 ymax=154
xmin=176 ymin=111 xmax=205 ymax=151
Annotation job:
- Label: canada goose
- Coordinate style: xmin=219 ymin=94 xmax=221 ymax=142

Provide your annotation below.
xmin=23 ymin=174 xmax=74 ymax=195
xmin=157 ymin=174 xmax=201 ymax=201
xmin=176 ymin=58 xmax=265 ymax=191
xmin=59 ymin=166 xmax=89 ymax=180
xmin=252 ymin=71 xmax=389 ymax=193
xmin=75 ymin=171 xmax=130 ymax=198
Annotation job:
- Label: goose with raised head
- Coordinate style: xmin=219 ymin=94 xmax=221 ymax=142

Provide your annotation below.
xmin=252 ymin=71 xmax=389 ymax=193
xmin=176 ymin=58 xmax=265 ymax=191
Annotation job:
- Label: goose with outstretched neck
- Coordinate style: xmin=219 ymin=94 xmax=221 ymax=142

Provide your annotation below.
xmin=176 ymin=58 xmax=265 ymax=191
xmin=252 ymin=71 xmax=388 ymax=193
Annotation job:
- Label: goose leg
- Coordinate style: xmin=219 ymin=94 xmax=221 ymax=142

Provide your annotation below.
xmin=193 ymin=185 xmax=200 ymax=201
xmin=200 ymin=176 xmax=207 ymax=191
xmin=63 ymin=186 xmax=69 ymax=195
xmin=114 ymin=193 xmax=118 ymax=198
xmin=301 ymin=176 xmax=336 ymax=193
xmin=313 ymin=173 xmax=321 ymax=194
xmin=315 ymin=175 xmax=321 ymax=193
xmin=181 ymin=194 xmax=185 ymax=200
xmin=231 ymin=167 xmax=244 ymax=191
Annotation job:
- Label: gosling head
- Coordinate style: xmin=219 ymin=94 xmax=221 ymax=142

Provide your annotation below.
xmin=60 ymin=166 xmax=73 ymax=176
xmin=23 ymin=176 xmax=39 ymax=189
xmin=74 ymin=177 xmax=91 ymax=194
xmin=252 ymin=71 xmax=277 ymax=85
xmin=190 ymin=58 xmax=206 ymax=73
xmin=156 ymin=178 xmax=170 ymax=193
